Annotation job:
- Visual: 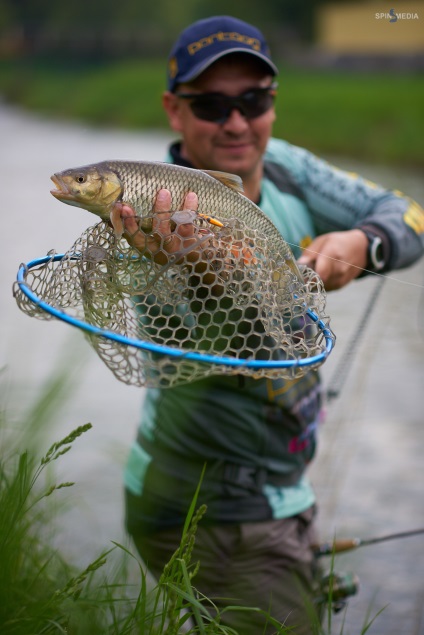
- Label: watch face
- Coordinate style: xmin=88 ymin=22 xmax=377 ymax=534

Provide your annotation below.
xmin=369 ymin=235 xmax=385 ymax=270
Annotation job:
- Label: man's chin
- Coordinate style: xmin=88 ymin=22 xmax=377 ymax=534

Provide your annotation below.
xmin=213 ymin=154 xmax=253 ymax=177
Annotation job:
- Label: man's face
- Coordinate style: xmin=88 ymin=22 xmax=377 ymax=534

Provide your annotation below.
xmin=163 ymin=56 xmax=276 ymax=182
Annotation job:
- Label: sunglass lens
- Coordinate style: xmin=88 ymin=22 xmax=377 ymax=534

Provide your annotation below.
xmin=241 ymin=90 xmax=274 ymax=119
xmin=187 ymin=88 xmax=275 ymax=123
xmin=189 ymin=96 xmax=228 ymax=122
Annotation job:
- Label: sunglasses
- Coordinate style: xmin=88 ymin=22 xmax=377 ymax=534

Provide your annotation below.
xmin=175 ymin=83 xmax=278 ymax=124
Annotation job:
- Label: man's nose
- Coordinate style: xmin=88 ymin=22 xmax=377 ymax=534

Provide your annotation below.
xmin=221 ymin=108 xmax=250 ymax=131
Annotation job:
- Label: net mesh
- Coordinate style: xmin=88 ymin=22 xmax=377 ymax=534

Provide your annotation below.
xmin=14 ymin=214 xmax=334 ymax=388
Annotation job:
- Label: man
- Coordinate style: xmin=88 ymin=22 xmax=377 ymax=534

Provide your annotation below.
xmin=121 ymin=16 xmax=424 ymax=634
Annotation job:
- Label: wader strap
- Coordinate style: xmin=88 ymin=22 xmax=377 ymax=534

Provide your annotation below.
xmin=137 ymin=433 xmax=303 ymax=491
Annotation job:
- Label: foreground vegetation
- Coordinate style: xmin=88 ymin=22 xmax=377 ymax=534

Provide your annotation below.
xmin=0 ymin=370 xmax=293 ymax=634
xmin=1 ymin=57 xmax=423 ymax=167
xmin=1 ymin=367 xmax=384 ymax=634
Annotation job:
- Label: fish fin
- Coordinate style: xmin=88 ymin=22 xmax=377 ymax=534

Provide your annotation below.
xmin=202 ymin=170 xmax=244 ymax=193
xmin=110 ymin=205 xmax=124 ymax=238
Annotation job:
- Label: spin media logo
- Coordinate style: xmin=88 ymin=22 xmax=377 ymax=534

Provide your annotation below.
xmin=375 ymin=8 xmax=420 ymax=21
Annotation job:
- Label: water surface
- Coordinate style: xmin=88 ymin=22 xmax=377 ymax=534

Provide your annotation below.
xmin=1 ymin=103 xmax=423 ymax=633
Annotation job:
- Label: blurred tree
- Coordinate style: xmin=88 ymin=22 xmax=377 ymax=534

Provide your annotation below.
xmin=0 ymin=0 xmax=357 ymax=57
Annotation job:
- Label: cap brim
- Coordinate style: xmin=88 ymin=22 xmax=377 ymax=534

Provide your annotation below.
xmin=175 ymin=48 xmax=278 ymax=87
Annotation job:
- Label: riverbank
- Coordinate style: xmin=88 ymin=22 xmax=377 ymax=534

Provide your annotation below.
xmin=1 ymin=56 xmax=423 ymax=166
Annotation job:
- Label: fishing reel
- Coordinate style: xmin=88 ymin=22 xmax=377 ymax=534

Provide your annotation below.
xmin=317 ymin=571 xmax=360 ymax=613
xmin=313 ymin=527 xmax=424 ymax=612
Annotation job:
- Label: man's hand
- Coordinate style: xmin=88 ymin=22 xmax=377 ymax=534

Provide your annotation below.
xmin=117 ymin=189 xmax=230 ymax=295
xmin=297 ymin=229 xmax=368 ymax=291
xmin=116 ymin=189 xmax=206 ymax=265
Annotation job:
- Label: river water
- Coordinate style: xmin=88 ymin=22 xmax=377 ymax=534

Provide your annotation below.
xmin=1 ymin=103 xmax=423 ymax=633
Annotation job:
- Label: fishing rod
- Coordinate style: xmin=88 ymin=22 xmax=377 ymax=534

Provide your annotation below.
xmin=325 ymin=275 xmax=386 ymax=403
xmin=314 ymin=527 xmax=424 ymax=613
xmin=314 ymin=527 xmax=424 ymax=557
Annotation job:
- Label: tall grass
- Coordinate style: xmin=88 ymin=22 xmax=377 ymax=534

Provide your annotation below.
xmin=0 ymin=366 xmax=384 ymax=634
xmin=0 ymin=370 xmax=295 ymax=634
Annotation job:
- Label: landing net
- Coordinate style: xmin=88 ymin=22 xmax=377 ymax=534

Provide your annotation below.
xmin=14 ymin=215 xmax=335 ymax=388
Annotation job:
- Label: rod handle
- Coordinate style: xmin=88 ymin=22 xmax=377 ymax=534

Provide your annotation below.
xmin=314 ymin=538 xmax=361 ymax=556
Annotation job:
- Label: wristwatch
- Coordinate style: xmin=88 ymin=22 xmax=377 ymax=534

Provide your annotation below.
xmin=361 ymin=229 xmax=386 ymax=271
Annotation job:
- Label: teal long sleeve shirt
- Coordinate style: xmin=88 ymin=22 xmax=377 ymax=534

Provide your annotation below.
xmin=124 ymin=138 xmax=424 ymax=533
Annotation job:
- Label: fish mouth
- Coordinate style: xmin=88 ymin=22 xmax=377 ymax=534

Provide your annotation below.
xmin=50 ymin=174 xmax=73 ymax=200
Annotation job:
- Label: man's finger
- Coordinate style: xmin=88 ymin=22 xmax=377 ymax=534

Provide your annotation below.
xmin=120 ymin=203 xmax=140 ymax=236
xmin=152 ymin=189 xmax=173 ymax=238
xmin=313 ymin=253 xmax=333 ymax=285
xmin=297 ymin=253 xmax=316 ymax=268
xmin=154 ymin=189 xmax=172 ymax=212
xmin=183 ymin=191 xmax=199 ymax=211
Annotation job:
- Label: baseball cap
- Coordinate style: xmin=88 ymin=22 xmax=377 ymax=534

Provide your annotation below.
xmin=167 ymin=16 xmax=278 ymax=92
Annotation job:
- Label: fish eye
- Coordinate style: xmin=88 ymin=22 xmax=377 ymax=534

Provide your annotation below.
xmin=76 ymin=174 xmax=86 ymax=183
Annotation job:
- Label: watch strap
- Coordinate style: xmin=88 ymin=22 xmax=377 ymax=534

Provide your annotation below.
xmin=357 ymin=224 xmax=391 ymax=273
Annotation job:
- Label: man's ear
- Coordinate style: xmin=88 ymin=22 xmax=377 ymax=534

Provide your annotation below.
xmin=162 ymin=92 xmax=183 ymax=132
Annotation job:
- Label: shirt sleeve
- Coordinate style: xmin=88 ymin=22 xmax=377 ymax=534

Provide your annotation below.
xmin=265 ymin=139 xmax=424 ymax=271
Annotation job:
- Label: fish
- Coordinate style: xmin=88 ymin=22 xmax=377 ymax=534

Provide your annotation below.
xmin=50 ymin=159 xmax=303 ymax=283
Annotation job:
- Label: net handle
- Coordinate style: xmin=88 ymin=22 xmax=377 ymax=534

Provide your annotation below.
xmin=16 ymin=254 xmax=335 ymax=370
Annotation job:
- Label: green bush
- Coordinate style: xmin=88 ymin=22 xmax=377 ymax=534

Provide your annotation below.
xmin=1 ymin=57 xmax=423 ymax=166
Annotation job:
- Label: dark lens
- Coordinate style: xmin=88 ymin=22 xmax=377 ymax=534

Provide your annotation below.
xmin=238 ymin=89 xmax=275 ymax=119
xmin=181 ymin=86 xmax=276 ymax=123
xmin=189 ymin=95 xmax=229 ymax=123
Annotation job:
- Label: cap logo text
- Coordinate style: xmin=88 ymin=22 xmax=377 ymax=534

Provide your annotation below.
xmin=187 ymin=31 xmax=261 ymax=55
xmin=168 ymin=57 xmax=178 ymax=79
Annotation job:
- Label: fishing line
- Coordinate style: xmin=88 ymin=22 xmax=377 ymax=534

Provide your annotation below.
xmin=325 ymin=276 xmax=386 ymax=403
xmin=286 ymin=241 xmax=424 ymax=291
xmin=283 ymin=239 xmax=422 ymax=402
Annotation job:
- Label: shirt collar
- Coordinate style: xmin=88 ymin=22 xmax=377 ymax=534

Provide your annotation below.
xmin=169 ymin=141 xmax=194 ymax=168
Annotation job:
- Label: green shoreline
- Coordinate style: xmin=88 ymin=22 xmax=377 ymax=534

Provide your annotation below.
xmin=1 ymin=57 xmax=423 ymax=167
